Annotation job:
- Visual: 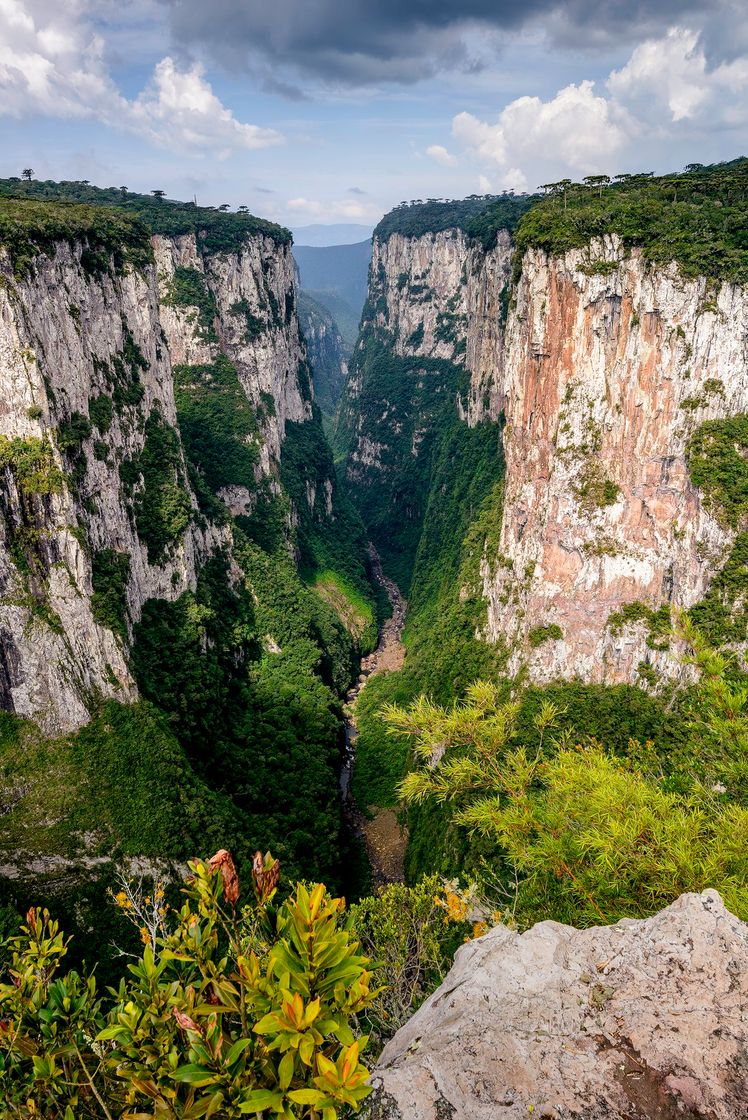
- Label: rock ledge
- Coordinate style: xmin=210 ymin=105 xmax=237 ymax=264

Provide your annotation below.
xmin=367 ymin=890 xmax=748 ymax=1119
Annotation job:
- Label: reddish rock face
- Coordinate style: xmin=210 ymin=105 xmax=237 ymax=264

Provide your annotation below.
xmin=483 ymin=237 xmax=748 ymax=684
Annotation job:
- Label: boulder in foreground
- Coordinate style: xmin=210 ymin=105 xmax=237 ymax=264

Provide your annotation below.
xmin=367 ymin=890 xmax=748 ymax=1119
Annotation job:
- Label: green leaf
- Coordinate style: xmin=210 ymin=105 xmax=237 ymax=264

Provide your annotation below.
xmin=287 ymin=1088 xmax=326 ymax=1104
xmin=225 ymin=1036 xmax=254 ymax=1066
xmin=238 ymin=1088 xmax=284 ymax=1113
xmin=173 ymin=1063 xmax=219 ymax=1086
xmin=279 ymin=1049 xmax=295 ymax=1090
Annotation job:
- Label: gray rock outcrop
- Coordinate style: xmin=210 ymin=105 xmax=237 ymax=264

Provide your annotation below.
xmin=368 ymin=890 xmax=748 ymax=1119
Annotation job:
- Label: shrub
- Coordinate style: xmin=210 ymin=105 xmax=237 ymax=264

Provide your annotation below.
xmin=392 ymin=677 xmax=748 ymax=928
xmin=0 ymin=854 xmax=375 ymax=1118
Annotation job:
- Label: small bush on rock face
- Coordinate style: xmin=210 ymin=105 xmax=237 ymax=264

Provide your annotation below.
xmin=0 ymin=852 xmax=375 ymax=1118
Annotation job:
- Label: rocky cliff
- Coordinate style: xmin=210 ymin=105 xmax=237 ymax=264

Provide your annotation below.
xmin=298 ymin=290 xmax=349 ymax=420
xmin=344 ymin=182 xmax=748 ymax=688
xmin=0 ymin=228 xmax=218 ymax=734
xmin=0 ymin=196 xmax=348 ymax=734
xmin=368 ymin=890 xmax=748 ymax=1119
xmin=484 ymin=237 xmax=748 ymax=684
xmin=337 ymin=215 xmax=515 ymax=592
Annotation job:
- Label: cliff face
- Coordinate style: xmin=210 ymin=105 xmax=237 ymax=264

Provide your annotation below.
xmin=0 ymin=238 xmax=222 ymax=733
xmin=154 ymin=232 xmax=311 ymax=484
xmin=0 ymin=215 xmax=332 ymax=735
xmin=486 ymin=236 xmax=748 ymax=684
xmin=297 ymin=291 xmax=349 ymax=419
xmin=338 ymin=227 xmax=511 ymax=589
xmin=345 ymin=209 xmax=748 ymax=687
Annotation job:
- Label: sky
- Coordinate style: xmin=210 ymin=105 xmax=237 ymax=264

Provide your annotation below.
xmin=1 ymin=0 xmax=748 ymax=233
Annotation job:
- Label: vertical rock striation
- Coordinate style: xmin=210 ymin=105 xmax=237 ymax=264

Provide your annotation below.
xmin=484 ymin=236 xmax=748 ymax=684
xmin=0 ymin=210 xmax=330 ymax=734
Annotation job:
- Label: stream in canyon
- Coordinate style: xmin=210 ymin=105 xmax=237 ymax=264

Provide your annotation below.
xmin=341 ymin=545 xmax=408 ymax=885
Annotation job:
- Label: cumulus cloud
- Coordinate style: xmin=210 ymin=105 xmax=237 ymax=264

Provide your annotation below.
xmin=608 ymin=25 xmax=748 ymax=123
xmin=453 ymin=80 xmax=635 ymax=176
xmin=130 ymin=58 xmax=283 ymax=155
xmin=286 ymin=196 xmax=380 ymax=221
xmin=426 ymin=144 xmax=458 ymax=167
xmin=0 ymin=0 xmax=282 ymax=155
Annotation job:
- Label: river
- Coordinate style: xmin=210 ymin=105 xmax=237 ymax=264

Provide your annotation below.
xmin=341 ymin=544 xmax=408 ymax=885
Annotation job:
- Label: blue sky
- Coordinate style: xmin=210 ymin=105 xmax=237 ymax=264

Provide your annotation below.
xmin=1 ymin=1 xmax=747 ymax=232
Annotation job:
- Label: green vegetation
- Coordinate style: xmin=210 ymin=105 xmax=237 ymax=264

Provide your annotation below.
xmin=92 ymin=330 xmax=148 ymax=414
xmin=607 ymin=601 xmax=671 ymax=651
xmin=90 ymin=549 xmax=131 ymax=640
xmin=0 ymin=858 xmax=374 ymax=1118
xmin=0 ymin=197 xmax=152 ymax=279
xmin=684 ymin=413 xmax=748 ymax=646
xmin=0 ymin=178 xmax=291 ymax=250
xmin=280 ymin=415 xmax=374 ymax=605
xmin=312 ymin=570 xmax=377 ymax=649
xmin=120 ymin=409 xmax=193 ymax=564
xmin=375 ymin=193 xmax=534 ymax=246
xmin=349 ymin=875 xmax=472 ymax=1049
xmin=0 ymin=435 xmax=64 ymax=496
xmin=393 ymin=668 xmax=748 ymax=928
xmin=173 ymin=356 xmax=260 ymax=502
xmin=573 ymin=461 xmax=620 ymax=510
xmin=87 ymin=393 xmax=113 ymax=434
xmin=297 ymin=291 xmax=349 ymax=422
xmin=687 ymin=413 xmax=748 ymax=528
xmin=163 ymin=265 xmax=218 ymax=341
xmin=229 ymin=297 xmax=267 ymax=342
xmin=515 ymin=158 xmax=748 ymax=285
xmin=528 ymin=623 xmax=563 ymax=647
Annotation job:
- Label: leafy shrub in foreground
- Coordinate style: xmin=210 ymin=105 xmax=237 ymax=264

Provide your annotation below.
xmin=0 ymin=853 xmax=375 ymax=1118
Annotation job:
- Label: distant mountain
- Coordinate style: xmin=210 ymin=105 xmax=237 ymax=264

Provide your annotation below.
xmin=293 ymin=240 xmax=372 ymax=349
xmin=293 ymin=223 xmax=374 ymax=247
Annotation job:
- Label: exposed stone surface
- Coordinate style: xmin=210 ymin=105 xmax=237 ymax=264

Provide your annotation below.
xmin=346 ymin=222 xmax=748 ymax=687
xmin=0 ymin=240 xmax=217 ymax=733
xmin=154 ymin=232 xmax=311 ymax=475
xmin=0 ymin=223 xmax=319 ymax=734
xmin=485 ymin=236 xmax=748 ymax=684
xmin=368 ymin=890 xmax=748 ymax=1120
xmin=297 ymin=290 xmax=349 ymax=417
xmin=340 ymin=228 xmax=511 ymax=491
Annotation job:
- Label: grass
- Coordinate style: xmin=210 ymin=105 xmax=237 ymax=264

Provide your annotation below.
xmin=312 ymin=570 xmax=377 ymax=651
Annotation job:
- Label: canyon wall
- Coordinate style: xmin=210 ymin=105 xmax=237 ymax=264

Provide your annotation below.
xmin=487 ymin=236 xmax=748 ymax=684
xmin=0 ymin=212 xmax=331 ymax=734
xmin=346 ymin=216 xmax=748 ymax=686
xmin=337 ymin=226 xmax=511 ymax=588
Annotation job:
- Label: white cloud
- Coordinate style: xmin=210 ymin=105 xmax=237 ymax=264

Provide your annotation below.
xmin=453 ymin=80 xmax=635 ymax=177
xmin=500 ymin=167 xmax=528 ymax=192
xmin=130 ymin=58 xmax=283 ymax=156
xmin=608 ymin=26 xmax=748 ymax=123
xmin=425 ymin=144 xmax=457 ymax=167
xmin=0 ymin=0 xmax=283 ymax=156
xmin=477 ymin=174 xmax=492 ymax=192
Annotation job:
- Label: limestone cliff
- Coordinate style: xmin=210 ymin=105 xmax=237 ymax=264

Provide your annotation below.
xmin=297 ymin=290 xmax=349 ymax=419
xmin=0 ymin=234 xmax=220 ymax=733
xmin=485 ymin=236 xmax=748 ymax=685
xmin=0 ymin=202 xmax=335 ymax=735
xmin=337 ymin=222 xmax=512 ymax=589
xmin=344 ymin=193 xmax=748 ymax=687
